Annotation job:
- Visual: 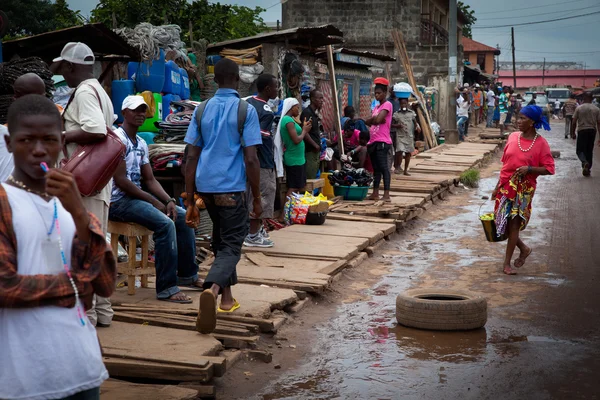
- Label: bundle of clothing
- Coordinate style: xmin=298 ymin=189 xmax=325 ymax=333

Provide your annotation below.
xmin=154 ymin=101 xmax=199 ymax=144
xmin=148 ymin=143 xmax=186 ymax=170
xmin=328 ymin=167 xmax=373 ymax=187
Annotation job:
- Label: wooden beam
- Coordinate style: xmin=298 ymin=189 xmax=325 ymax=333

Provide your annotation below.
xmin=326 ymin=45 xmax=344 ymax=154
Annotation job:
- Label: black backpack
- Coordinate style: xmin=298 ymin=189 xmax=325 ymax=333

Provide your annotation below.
xmin=192 ymin=98 xmax=249 ymax=146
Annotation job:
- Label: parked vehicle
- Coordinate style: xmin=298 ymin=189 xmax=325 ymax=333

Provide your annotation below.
xmin=546 ymin=88 xmax=571 ymax=108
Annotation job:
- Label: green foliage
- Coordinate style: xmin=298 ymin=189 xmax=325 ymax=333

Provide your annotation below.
xmin=91 ymin=0 xmax=268 ymax=44
xmin=458 ymin=1 xmax=477 ymax=39
xmin=1 ymin=0 xmax=84 ymax=40
xmin=460 ymin=168 xmax=480 ymax=188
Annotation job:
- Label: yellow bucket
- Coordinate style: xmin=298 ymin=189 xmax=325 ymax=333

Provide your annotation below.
xmin=321 ymin=172 xmax=335 ymax=199
xmin=479 ymin=202 xmax=507 ymax=242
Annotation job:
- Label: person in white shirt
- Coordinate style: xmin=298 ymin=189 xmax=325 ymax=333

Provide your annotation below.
xmin=554 ymin=99 xmax=562 ymax=118
xmin=456 ymin=90 xmax=470 ymax=142
xmin=486 ymin=86 xmax=496 ymax=127
xmin=52 ymin=42 xmax=115 ymax=327
xmin=0 ymin=125 xmax=13 ymax=182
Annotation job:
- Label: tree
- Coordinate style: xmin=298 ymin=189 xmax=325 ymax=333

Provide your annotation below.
xmin=1 ymin=0 xmax=84 ymax=40
xmin=458 ymin=1 xmax=477 ymax=39
xmin=90 ymin=0 xmax=267 ymax=44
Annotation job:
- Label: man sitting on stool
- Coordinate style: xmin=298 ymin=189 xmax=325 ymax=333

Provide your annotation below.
xmin=109 ymin=95 xmax=202 ymax=303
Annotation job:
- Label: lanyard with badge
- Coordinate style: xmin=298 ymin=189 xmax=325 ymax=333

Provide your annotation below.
xmin=33 ymin=163 xmax=86 ymax=326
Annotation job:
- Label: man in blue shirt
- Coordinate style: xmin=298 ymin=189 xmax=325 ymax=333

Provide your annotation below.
xmin=184 ymin=58 xmax=262 ymax=334
xmin=244 ymin=74 xmax=278 ymax=248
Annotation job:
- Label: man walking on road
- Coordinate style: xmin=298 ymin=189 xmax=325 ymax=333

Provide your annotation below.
xmin=562 ymin=94 xmax=578 ymax=139
xmin=185 ymin=58 xmax=262 ymax=334
xmin=486 ymin=86 xmax=496 ymax=127
xmin=53 ymin=42 xmax=115 ymax=327
xmin=570 ymin=92 xmax=600 ymax=177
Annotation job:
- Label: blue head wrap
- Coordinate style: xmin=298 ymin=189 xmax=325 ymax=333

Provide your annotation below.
xmin=520 ymin=105 xmax=551 ymax=131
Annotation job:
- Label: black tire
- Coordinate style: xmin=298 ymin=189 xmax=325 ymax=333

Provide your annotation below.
xmin=396 ymin=289 xmax=487 ymax=331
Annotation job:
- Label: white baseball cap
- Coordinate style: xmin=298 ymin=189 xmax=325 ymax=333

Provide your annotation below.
xmin=121 ymin=95 xmax=148 ymax=111
xmin=53 ymin=42 xmax=95 ymax=65
xmin=463 ymin=83 xmax=470 ymax=88
xmin=475 ymin=83 xmax=480 ymax=88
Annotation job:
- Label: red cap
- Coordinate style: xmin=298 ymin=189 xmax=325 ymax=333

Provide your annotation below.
xmin=374 ymin=77 xmax=389 ymax=86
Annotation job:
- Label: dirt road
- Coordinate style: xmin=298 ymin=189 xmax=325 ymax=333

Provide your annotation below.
xmin=220 ymin=123 xmax=600 ymax=399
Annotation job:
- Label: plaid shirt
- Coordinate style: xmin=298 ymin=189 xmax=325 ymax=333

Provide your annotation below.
xmin=0 ymin=185 xmax=116 ymax=310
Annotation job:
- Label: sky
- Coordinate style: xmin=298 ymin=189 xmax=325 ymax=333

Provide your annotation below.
xmin=68 ymin=0 xmax=600 ymax=68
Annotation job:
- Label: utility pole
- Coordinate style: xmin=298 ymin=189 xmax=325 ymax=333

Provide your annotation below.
xmin=511 ymin=27 xmax=517 ymax=89
xmin=542 ymin=58 xmax=546 ymax=86
xmin=583 ymin=62 xmax=587 ymax=86
xmin=445 ymin=0 xmax=458 ymax=143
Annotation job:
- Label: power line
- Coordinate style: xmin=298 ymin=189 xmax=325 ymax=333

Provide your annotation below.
xmin=473 ymin=10 xmax=600 ymax=29
xmin=499 ymin=47 xmax=600 ymax=54
xmin=474 ymin=0 xmax=587 ymax=15
xmin=476 ymin=4 xmax=600 ymax=21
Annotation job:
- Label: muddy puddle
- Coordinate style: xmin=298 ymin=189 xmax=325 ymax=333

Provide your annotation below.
xmin=258 ymin=176 xmax=569 ymax=400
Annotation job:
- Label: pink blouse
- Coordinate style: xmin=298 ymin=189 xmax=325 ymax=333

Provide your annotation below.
xmin=499 ymin=131 xmax=555 ymax=188
xmin=368 ymin=101 xmax=393 ymax=145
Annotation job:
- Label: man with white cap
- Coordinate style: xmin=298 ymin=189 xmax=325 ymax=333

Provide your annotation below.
xmin=109 ymin=95 xmax=201 ymax=303
xmin=52 ymin=42 xmax=115 ymax=326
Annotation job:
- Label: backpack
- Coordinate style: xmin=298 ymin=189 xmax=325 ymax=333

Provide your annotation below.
xmin=193 ymin=98 xmax=248 ymax=146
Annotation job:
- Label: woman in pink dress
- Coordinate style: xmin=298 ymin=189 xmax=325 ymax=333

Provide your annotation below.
xmin=492 ymin=105 xmax=555 ymax=275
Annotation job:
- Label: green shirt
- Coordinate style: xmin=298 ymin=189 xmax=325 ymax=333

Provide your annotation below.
xmin=280 ymin=115 xmax=305 ymax=166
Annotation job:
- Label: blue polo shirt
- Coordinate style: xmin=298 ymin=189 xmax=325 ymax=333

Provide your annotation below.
xmin=184 ymin=89 xmax=262 ymax=193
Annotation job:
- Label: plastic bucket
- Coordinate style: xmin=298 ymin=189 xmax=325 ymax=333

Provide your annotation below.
xmin=162 ymin=60 xmax=182 ymax=95
xmin=334 ymin=185 xmax=369 ymax=201
xmin=479 ymin=202 xmax=507 ymax=242
xmin=394 ymin=91 xmax=411 ymax=99
xmin=134 ymin=49 xmax=166 ymax=93
xmin=111 ymin=79 xmax=134 ymax=123
xmin=179 ymin=67 xmax=190 ymax=100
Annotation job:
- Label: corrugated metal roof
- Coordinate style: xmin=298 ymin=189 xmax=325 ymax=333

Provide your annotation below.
xmin=207 ymin=25 xmax=344 ymax=52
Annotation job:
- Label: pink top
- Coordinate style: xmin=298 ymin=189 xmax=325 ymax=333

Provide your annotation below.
xmin=368 ymin=101 xmax=393 ymax=145
xmin=499 ymin=132 xmax=555 ymax=188
xmin=344 ymin=129 xmax=361 ymax=147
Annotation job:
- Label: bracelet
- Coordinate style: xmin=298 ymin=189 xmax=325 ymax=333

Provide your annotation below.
xmin=166 ymin=198 xmax=176 ymax=205
xmin=527 ymin=166 xmax=532 ymax=174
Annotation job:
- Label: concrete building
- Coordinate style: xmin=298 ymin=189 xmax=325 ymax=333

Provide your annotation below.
xmin=282 ymin=0 xmax=467 ymax=129
xmin=462 ymin=37 xmax=499 ymax=76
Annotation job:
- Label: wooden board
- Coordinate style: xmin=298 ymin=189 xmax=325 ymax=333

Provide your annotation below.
xmin=283 ymin=219 xmax=394 ymax=243
xmin=101 ymin=379 xmax=199 ymax=400
xmin=244 ymin=230 xmax=368 ymax=260
xmin=110 ymin=284 xmax=298 ymax=319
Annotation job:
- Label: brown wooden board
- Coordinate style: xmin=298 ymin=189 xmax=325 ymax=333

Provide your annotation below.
xmin=243 ymin=230 xmax=368 ymax=260
xmin=103 ymin=357 xmax=214 ymax=382
xmin=325 ymin=213 xmax=397 ymax=225
xmin=285 ymin=219 xmax=395 ymax=243
xmin=100 ymin=379 xmax=199 ymax=400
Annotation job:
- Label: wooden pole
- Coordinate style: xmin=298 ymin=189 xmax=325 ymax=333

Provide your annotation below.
xmin=326 ymin=45 xmax=344 ymax=155
xmin=189 ymin=20 xmax=194 ymax=46
xmin=511 ymin=27 xmax=517 ymax=89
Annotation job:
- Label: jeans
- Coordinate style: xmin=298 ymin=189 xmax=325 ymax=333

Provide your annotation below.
xmin=486 ymin=106 xmax=495 ymax=127
xmin=109 ymin=197 xmax=198 ymax=298
xmin=565 ymin=115 xmax=573 ymax=137
xmin=200 ymin=192 xmax=248 ymax=290
xmin=457 ymin=116 xmax=468 ymax=141
xmin=370 ymin=142 xmax=391 ymax=191
xmin=576 ymin=129 xmax=597 ymax=169
xmin=60 ymin=387 xmax=100 ymax=400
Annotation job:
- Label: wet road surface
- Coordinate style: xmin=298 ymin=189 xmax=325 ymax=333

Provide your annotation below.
xmin=256 ymin=125 xmax=600 ymax=400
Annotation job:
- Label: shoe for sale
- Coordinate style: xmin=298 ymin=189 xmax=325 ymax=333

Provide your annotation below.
xmin=244 ymin=234 xmax=274 ymax=248
xmin=583 ymin=163 xmax=591 ymax=177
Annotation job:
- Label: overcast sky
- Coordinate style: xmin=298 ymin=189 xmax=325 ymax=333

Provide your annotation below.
xmin=68 ymin=0 xmax=600 ymax=68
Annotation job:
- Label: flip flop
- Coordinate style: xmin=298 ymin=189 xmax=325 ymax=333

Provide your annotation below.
xmin=218 ymin=299 xmax=241 ymax=313
xmin=514 ymin=248 xmax=532 ymax=268
xmin=182 ymin=281 xmax=205 ymax=291
xmin=197 ymin=291 xmax=217 ymax=334
xmin=503 ymin=267 xmax=517 ymax=275
xmin=159 ymin=293 xmax=193 ymax=304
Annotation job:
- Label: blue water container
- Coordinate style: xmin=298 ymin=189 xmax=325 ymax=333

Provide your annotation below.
xmin=179 ymin=68 xmax=190 ymax=100
xmin=138 ymin=132 xmax=156 ymax=145
xmin=162 ymin=60 xmax=182 ymax=95
xmin=131 ymin=49 xmax=166 ymax=93
xmin=206 ymin=55 xmax=222 ymax=65
xmin=162 ymin=93 xmax=181 ymax=120
xmin=111 ymin=79 xmax=135 ymax=123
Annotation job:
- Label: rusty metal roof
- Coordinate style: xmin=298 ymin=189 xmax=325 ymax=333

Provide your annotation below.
xmin=207 ymin=25 xmax=344 ymax=52
xmin=2 ymin=23 xmax=140 ymax=64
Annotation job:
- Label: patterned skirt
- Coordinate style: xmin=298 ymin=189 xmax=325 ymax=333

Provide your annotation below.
xmin=494 ymin=174 xmax=535 ymax=237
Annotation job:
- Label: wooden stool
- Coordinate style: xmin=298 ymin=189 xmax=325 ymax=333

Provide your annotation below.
xmin=108 ymin=221 xmax=155 ymax=295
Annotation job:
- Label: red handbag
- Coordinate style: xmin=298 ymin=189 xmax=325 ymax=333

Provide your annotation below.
xmin=60 ymin=84 xmax=125 ymax=197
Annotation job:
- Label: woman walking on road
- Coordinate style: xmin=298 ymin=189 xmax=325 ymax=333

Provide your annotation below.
xmin=492 ymin=105 xmax=555 ymax=275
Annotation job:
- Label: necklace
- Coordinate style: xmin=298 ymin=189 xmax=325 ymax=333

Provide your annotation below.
xmin=518 ymin=132 xmax=538 ymax=152
xmin=7 ymin=176 xmax=49 ymax=198
xmin=27 ymin=193 xmax=54 ymax=240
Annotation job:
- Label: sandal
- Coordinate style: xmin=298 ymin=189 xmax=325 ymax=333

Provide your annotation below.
xmin=197 ymin=291 xmax=217 ymax=334
xmin=159 ymin=293 xmax=193 ymax=304
xmin=182 ymin=280 xmax=205 ymax=291
xmin=503 ymin=267 xmax=517 ymax=275
xmin=217 ymin=299 xmax=241 ymax=313
xmin=514 ymin=248 xmax=532 ymax=268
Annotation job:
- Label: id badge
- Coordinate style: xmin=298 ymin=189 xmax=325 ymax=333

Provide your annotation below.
xmin=42 ymin=239 xmax=65 ymax=274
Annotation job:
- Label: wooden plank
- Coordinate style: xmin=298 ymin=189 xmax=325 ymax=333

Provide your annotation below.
xmin=102 ymin=348 xmax=213 ymax=369
xmin=245 ymin=252 xmax=285 ymax=268
xmin=101 ymin=379 xmax=199 ymax=400
xmin=103 ymin=357 xmax=214 ymax=382
xmin=316 ymin=259 xmax=348 ymax=276
xmin=285 ymin=219 xmax=395 ymax=244
xmin=244 ymin=230 xmax=368 ymax=260
xmin=326 ymin=213 xmax=397 ymax=225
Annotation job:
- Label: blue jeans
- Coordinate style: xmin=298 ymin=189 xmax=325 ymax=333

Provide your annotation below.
xmin=60 ymin=387 xmax=99 ymax=400
xmin=457 ymin=116 xmax=468 ymax=141
xmin=109 ymin=197 xmax=198 ymax=299
xmin=486 ymin=106 xmax=495 ymax=127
